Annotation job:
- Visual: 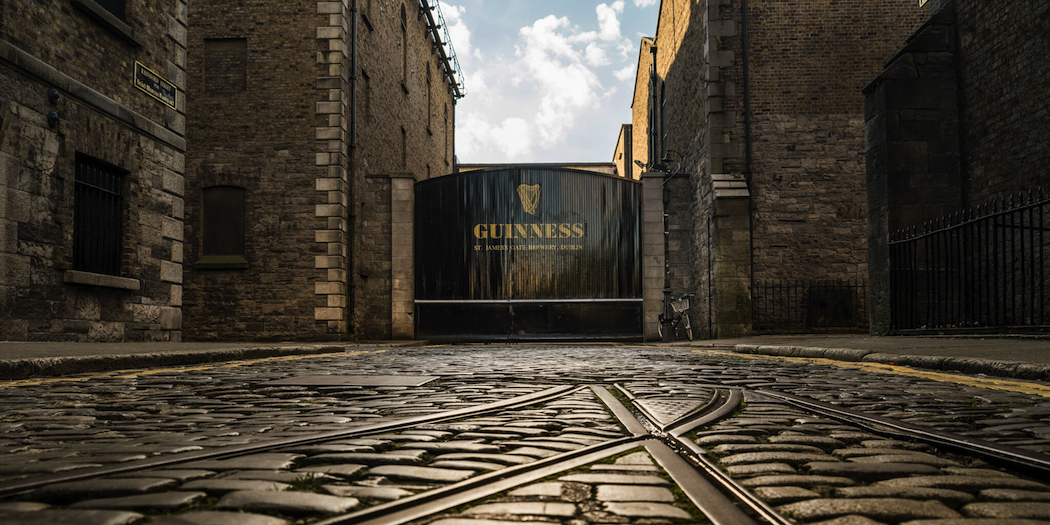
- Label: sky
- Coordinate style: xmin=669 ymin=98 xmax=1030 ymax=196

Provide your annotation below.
xmin=437 ymin=0 xmax=661 ymax=164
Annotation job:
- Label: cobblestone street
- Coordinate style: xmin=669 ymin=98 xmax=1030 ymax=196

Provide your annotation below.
xmin=2 ymin=345 xmax=1050 ymax=525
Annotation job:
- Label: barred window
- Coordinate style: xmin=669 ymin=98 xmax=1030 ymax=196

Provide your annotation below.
xmin=202 ymin=186 xmax=246 ymax=257
xmin=73 ymin=155 xmax=125 ymax=276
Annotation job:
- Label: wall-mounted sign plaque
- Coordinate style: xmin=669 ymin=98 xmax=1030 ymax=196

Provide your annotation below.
xmin=134 ymin=62 xmax=177 ymax=110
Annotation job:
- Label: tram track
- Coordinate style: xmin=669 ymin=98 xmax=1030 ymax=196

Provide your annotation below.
xmin=4 ymin=374 xmax=1050 ymax=525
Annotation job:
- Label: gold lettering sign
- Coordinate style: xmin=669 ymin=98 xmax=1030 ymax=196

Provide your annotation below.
xmin=473 ymin=223 xmax=584 ymax=240
xmin=517 ymin=184 xmax=540 ymax=215
xmin=134 ymin=62 xmax=177 ymax=110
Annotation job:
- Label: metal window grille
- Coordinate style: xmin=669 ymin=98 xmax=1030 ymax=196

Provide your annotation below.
xmin=889 ymin=189 xmax=1050 ymax=333
xmin=753 ymin=279 xmax=869 ymax=334
xmin=73 ymin=155 xmax=124 ymax=276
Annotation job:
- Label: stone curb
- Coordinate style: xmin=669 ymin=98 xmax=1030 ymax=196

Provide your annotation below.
xmin=730 ymin=344 xmax=1050 ymax=382
xmin=0 ymin=343 xmax=416 ymax=381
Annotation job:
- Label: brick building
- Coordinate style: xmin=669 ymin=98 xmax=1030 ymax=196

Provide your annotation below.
xmin=183 ymin=0 xmax=462 ymax=341
xmin=865 ymin=0 xmax=1050 ymax=332
xmin=628 ymin=0 xmax=926 ymax=338
xmin=1 ymin=0 xmax=188 ymax=341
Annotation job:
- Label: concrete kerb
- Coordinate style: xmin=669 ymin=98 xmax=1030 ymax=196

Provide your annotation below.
xmin=732 ymin=344 xmax=1050 ymax=382
xmin=0 ymin=344 xmax=412 ymax=381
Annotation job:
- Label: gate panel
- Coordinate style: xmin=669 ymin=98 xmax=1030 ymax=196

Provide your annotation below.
xmin=415 ymin=167 xmax=641 ymax=340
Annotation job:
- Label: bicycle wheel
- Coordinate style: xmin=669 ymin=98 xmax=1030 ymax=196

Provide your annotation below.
xmin=681 ymin=314 xmax=693 ymax=341
xmin=657 ymin=316 xmax=663 ymax=339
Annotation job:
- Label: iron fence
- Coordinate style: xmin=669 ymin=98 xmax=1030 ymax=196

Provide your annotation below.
xmin=753 ymin=279 xmax=869 ymax=334
xmin=889 ymin=189 xmax=1050 ymax=332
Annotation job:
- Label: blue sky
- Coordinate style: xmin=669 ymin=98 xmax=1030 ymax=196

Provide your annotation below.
xmin=438 ymin=1 xmax=660 ymax=164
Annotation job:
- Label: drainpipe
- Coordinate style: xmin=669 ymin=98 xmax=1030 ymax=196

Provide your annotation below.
xmin=347 ymin=0 xmax=358 ymax=339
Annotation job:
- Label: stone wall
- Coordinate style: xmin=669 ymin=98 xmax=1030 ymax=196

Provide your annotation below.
xmin=747 ymin=0 xmax=926 ymax=286
xmin=630 ymin=37 xmax=654 ymax=180
xmin=1 ymin=0 xmax=187 ymax=342
xmin=357 ymin=173 xmax=393 ymax=339
xmin=864 ymin=0 xmax=1048 ymax=332
xmin=183 ymin=0 xmax=330 ymax=341
xmin=351 ymin=0 xmax=458 ymax=339
xmin=184 ymin=0 xmax=457 ymax=341
xmin=954 ymin=0 xmax=1050 ymax=204
xmin=632 ymin=0 xmax=924 ymax=338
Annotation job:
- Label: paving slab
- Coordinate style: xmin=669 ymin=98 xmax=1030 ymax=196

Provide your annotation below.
xmin=462 ymin=502 xmax=577 ymax=517
xmin=0 ymin=509 xmax=144 ymax=525
xmin=70 ymin=491 xmax=207 ymax=511
xmin=595 ymin=484 xmax=675 ymax=502
xmin=215 ymin=490 xmax=359 ymax=515
xmin=778 ymin=498 xmax=961 ymax=522
xmin=147 ymin=510 xmax=289 ymax=525
xmin=33 ymin=478 xmax=179 ymax=502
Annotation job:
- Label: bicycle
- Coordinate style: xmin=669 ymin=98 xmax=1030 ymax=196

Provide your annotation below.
xmin=658 ymin=293 xmax=693 ymax=341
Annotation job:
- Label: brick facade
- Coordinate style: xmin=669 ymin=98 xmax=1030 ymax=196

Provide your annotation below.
xmin=184 ymin=0 xmax=458 ymax=341
xmin=630 ymin=0 xmax=924 ymax=338
xmin=1 ymin=0 xmax=187 ymax=341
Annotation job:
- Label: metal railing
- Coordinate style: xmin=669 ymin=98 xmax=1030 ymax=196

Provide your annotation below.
xmin=889 ymin=189 xmax=1050 ymax=332
xmin=753 ymin=279 xmax=869 ymax=334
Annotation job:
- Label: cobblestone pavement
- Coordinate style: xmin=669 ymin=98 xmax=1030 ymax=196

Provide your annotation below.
xmin=1 ymin=345 xmax=1049 ymax=525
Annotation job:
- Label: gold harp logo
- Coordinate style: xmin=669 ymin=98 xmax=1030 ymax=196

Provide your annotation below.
xmin=516 ymin=184 xmax=540 ymax=215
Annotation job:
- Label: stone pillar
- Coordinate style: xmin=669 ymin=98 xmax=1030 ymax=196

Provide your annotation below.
xmin=712 ymin=189 xmax=752 ymax=338
xmin=390 ymin=173 xmax=415 ymax=339
xmin=641 ymin=172 xmax=665 ymax=341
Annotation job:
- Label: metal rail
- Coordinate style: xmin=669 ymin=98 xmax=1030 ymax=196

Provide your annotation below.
xmin=758 ymin=389 xmax=1050 ymax=478
xmin=0 ymin=384 xmax=577 ymax=496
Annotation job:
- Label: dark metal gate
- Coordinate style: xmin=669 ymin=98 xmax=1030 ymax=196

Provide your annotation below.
xmin=415 ymin=167 xmax=642 ymax=340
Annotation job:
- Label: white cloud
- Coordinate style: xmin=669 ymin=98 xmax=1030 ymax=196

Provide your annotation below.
xmin=614 ymin=65 xmax=636 ymax=82
xmin=451 ymin=2 xmax=647 ymax=162
xmin=617 ymin=37 xmax=635 ymax=60
xmin=633 ymin=0 xmax=658 ymax=7
xmin=517 ymin=15 xmax=603 ymax=148
xmin=458 ymin=112 xmax=533 ymax=159
xmin=596 ymin=1 xmax=625 ymax=41
xmin=585 ymin=42 xmax=610 ymax=66
xmin=439 ymin=2 xmax=473 ymax=63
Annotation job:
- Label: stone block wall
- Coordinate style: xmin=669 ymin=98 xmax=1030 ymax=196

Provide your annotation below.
xmin=747 ymin=0 xmax=926 ymax=285
xmin=954 ymin=0 xmax=1050 ymax=203
xmin=864 ymin=0 xmax=1048 ymax=332
xmin=357 ymin=173 xmax=393 ymax=339
xmin=1 ymin=0 xmax=187 ymax=341
xmin=184 ymin=0 xmax=332 ymax=341
xmin=350 ymin=0 xmax=458 ymax=339
xmin=184 ymin=0 xmax=457 ymax=340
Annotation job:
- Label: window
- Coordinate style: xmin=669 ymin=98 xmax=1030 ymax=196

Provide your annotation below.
xmin=362 ymin=0 xmax=373 ymax=30
xmin=73 ymin=154 xmax=125 ymax=276
xmin=201 ymin=186 xmax=247 ymax=267
xmin=444 ymin=103 xmax=449 ymax=165
xmin=660 ymin=81 xmax=668 ymax=162
xmin=362 ymin=69 xmax=372 ymax=123
xmin=426 ymin=63 xmax=432 ymax=133
xmin=204 ymin=38 xmax=247 ymax=93
xmin=400 ymin=4 xmax=408 ymax=91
